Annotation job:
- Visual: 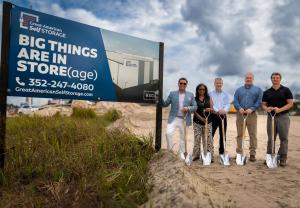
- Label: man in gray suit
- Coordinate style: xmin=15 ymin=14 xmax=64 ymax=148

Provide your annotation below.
xmin=163 ymin=77 xmax=197 ymax=160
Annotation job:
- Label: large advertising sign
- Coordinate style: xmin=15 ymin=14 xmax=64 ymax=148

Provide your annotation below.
xmin=7 ymin=4 xmax=161 ymax=103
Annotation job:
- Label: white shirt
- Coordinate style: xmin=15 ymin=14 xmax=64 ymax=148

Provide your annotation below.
xmin=209 ymin=90 xmax=230 ymax=113
xmin=177 ymin=92 xmax=185 ymax=117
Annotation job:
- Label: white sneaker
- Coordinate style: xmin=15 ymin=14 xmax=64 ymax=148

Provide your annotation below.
xmin=179 ymin=152 xmax=185 ymax=161
xmin=185 ymin=153 xmax=193 ymax=166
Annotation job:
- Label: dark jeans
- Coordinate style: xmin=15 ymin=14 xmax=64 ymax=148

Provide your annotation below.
xmin=211 ymin=113 xmax=227 ymax=154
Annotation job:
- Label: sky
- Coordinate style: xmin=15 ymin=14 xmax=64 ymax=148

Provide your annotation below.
xmin=1 ymin=0 xmax=300 ymax=105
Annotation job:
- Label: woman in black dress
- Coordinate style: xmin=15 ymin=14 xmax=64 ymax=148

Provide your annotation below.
xmin=192 ymin=83 xmax=214 ymax=162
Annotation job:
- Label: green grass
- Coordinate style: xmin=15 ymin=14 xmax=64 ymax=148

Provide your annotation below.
xmin=0 ymin=108 xmax=154 ymax=208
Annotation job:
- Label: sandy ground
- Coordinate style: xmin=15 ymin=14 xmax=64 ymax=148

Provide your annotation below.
xmin=142 ymin=113 xmax=300 ymax=208
xmin=108 ymin=104 xmax=300 ymax=208
xmin=22 ymin=102 xmax=300 ymax=207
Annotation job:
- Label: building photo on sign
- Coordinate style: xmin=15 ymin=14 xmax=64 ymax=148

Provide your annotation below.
xmin=101 ymin=29 xmax=160 ymax=103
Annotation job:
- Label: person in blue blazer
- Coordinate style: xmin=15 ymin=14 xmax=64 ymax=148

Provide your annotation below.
xmin=163 ymin=77 xmax=197 ymax=160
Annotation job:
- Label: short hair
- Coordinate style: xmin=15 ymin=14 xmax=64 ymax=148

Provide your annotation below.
xmin=245 ymin=72 xmax=254 ymax=78
xmin=271 ymin=72 xmax=282 ymax=79
xmin=178 ymin=77 xmax=188 ymax=84
xmin=214 ymin=77 xmax=223 ymax=82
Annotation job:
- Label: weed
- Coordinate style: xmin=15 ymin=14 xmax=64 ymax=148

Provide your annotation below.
xmin=1 ymin=109 xmax=153 ymax=207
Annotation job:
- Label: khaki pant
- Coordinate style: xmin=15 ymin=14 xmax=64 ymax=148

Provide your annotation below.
xmin=236 ymin=112 xmax=257 ymax=156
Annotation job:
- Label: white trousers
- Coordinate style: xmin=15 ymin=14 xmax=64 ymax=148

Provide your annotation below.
xmin=166 ymin=117 xmax=187 ymax=153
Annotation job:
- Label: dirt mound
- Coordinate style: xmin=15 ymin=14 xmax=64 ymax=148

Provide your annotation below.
xmin=141 ymin=150 xmax=234 ymax=208
xmin=35 ymin=106 xmax=72 ymax=116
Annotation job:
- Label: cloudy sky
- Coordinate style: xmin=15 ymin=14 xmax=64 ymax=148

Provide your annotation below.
xmin=1 ymin=0 xmax=300 ymax=105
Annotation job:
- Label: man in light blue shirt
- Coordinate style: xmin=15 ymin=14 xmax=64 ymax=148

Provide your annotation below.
xmin=233 ymin=72 xmax=263 ymax=162
xmin=210 ymin=78 xmax=231 ymax=162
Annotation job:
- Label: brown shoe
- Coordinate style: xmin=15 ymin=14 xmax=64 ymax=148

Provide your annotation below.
xmin=249 ymin=155 xmax=256 ymax=162
xmin=280 ymin=159 xmax=287 ymax=167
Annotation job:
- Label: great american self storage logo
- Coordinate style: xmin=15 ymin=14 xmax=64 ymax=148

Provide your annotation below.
xmin=19 ymin=12 xmax=39 ymax=29
xmin=18 ymin=11 xmax=66 ymax=38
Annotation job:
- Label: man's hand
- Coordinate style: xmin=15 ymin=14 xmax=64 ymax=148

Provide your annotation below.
xmin=239 ymin=108 xmax=245 ymax=114
xmin=218 ymin=109 xmax=226 ymax=115
xmin=245 ymin=109 xmax=253 ymax=114
xmin=266 ymin=106 xmax=274 ymax=113
xmin=195 ymin=112 xmax=205 ymax=123
xmin=181 ymin=107 xmax=189 ymax=113
xmin=273 ymin=107 xmax=281 ymax=114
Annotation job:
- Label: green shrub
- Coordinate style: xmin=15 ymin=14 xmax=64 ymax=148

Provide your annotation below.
xmin=103 ymin=109 xmax=122 ymax=122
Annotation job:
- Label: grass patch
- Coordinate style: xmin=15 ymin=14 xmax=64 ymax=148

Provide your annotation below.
xmin=0 ymin=108 xmax=154 ymax=207
xmin=71 ymin=107 xmax=97 ymax=119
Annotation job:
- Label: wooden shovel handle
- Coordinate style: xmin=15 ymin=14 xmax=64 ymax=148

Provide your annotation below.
xmin=204 ymin=118 xmax=208 ymax=155
xmin=272 ymin=117 xmax=276 ymax=155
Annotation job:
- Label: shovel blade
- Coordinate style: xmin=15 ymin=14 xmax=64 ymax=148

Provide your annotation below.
xmin=236 ymin=153 xmax=247 ymax=166
xmin=220 ymin=154 xmax=230 ymax=166
xmin=242 ymin=155 xmax=247 ymax=165
xmin=236 ymin=153 xmax=242 ymax=165
xmin=201 ymin=152 xmax=211 ymax=166
xmin=266 ymin=154 xmax=278 ymax=168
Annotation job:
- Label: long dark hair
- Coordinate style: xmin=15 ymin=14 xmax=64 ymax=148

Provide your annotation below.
xmin=195 ymin=83 xmax=209 ymax=98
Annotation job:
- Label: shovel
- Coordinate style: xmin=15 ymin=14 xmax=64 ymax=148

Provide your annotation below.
xmin=182 ymin=113 xmax=192 ymax=166
xmin=236 ymin=113 xmax=248 ymax=165
xmin=219 ymin=114 xmax=230 ymax=166
xmin=201 ymin=110 xmax=211 ymax=166
xmin=266 ymin=111 xmax=279 ymax=168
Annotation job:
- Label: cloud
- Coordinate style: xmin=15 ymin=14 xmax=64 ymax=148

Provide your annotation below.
xmin=33 ymin=0 xmax=200 ymax=95
xmin=271 ymin=0 xmax=300 ymax=65
xmin=181 ymin=0 xmax=255 ymax=76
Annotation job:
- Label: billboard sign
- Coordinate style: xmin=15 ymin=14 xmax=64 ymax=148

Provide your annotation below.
xmin=7 ymin=4 xmax=161 ymax=103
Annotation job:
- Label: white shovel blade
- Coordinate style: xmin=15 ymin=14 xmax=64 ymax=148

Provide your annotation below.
xmin=201 ymin=152 xmax=211 ymax=166
xmin=273 ymin=154 xmax=280 ymax=167
xmin=241 ymin=155 xmax=247 ymax=165
xmin=236 ymin=154 xmax=247 ymax=165
xmin=236 ymin=153 xmax=242 ymax=165
xmin=220 ymin=154 xmax=230 ymax=166
xmin=266 ymin=154 xmax=273 ymax=168
xmin=266 ymin=154 xmax=278 ymax=168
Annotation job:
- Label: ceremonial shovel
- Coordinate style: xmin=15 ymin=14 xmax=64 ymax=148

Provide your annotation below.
xmin=219 ymin=114 xmax=230 ymax=166
xmin=236 ymin=113 xmax=248 ymax=165
xmin=266 ymin=111 xmax=279 ymax=168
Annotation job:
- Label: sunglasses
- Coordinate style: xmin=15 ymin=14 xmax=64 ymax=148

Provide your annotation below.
xmin=179 ymin=82 xmax=187 ymax=85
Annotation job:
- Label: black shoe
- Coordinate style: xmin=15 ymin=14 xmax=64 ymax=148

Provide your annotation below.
xmin=211 ymin=157 xmax=214 ymax=163
xmin=249 ymin=155 xmax=256 ymax=162
xmin=192 ymin=156 xmax=199 ymax=161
